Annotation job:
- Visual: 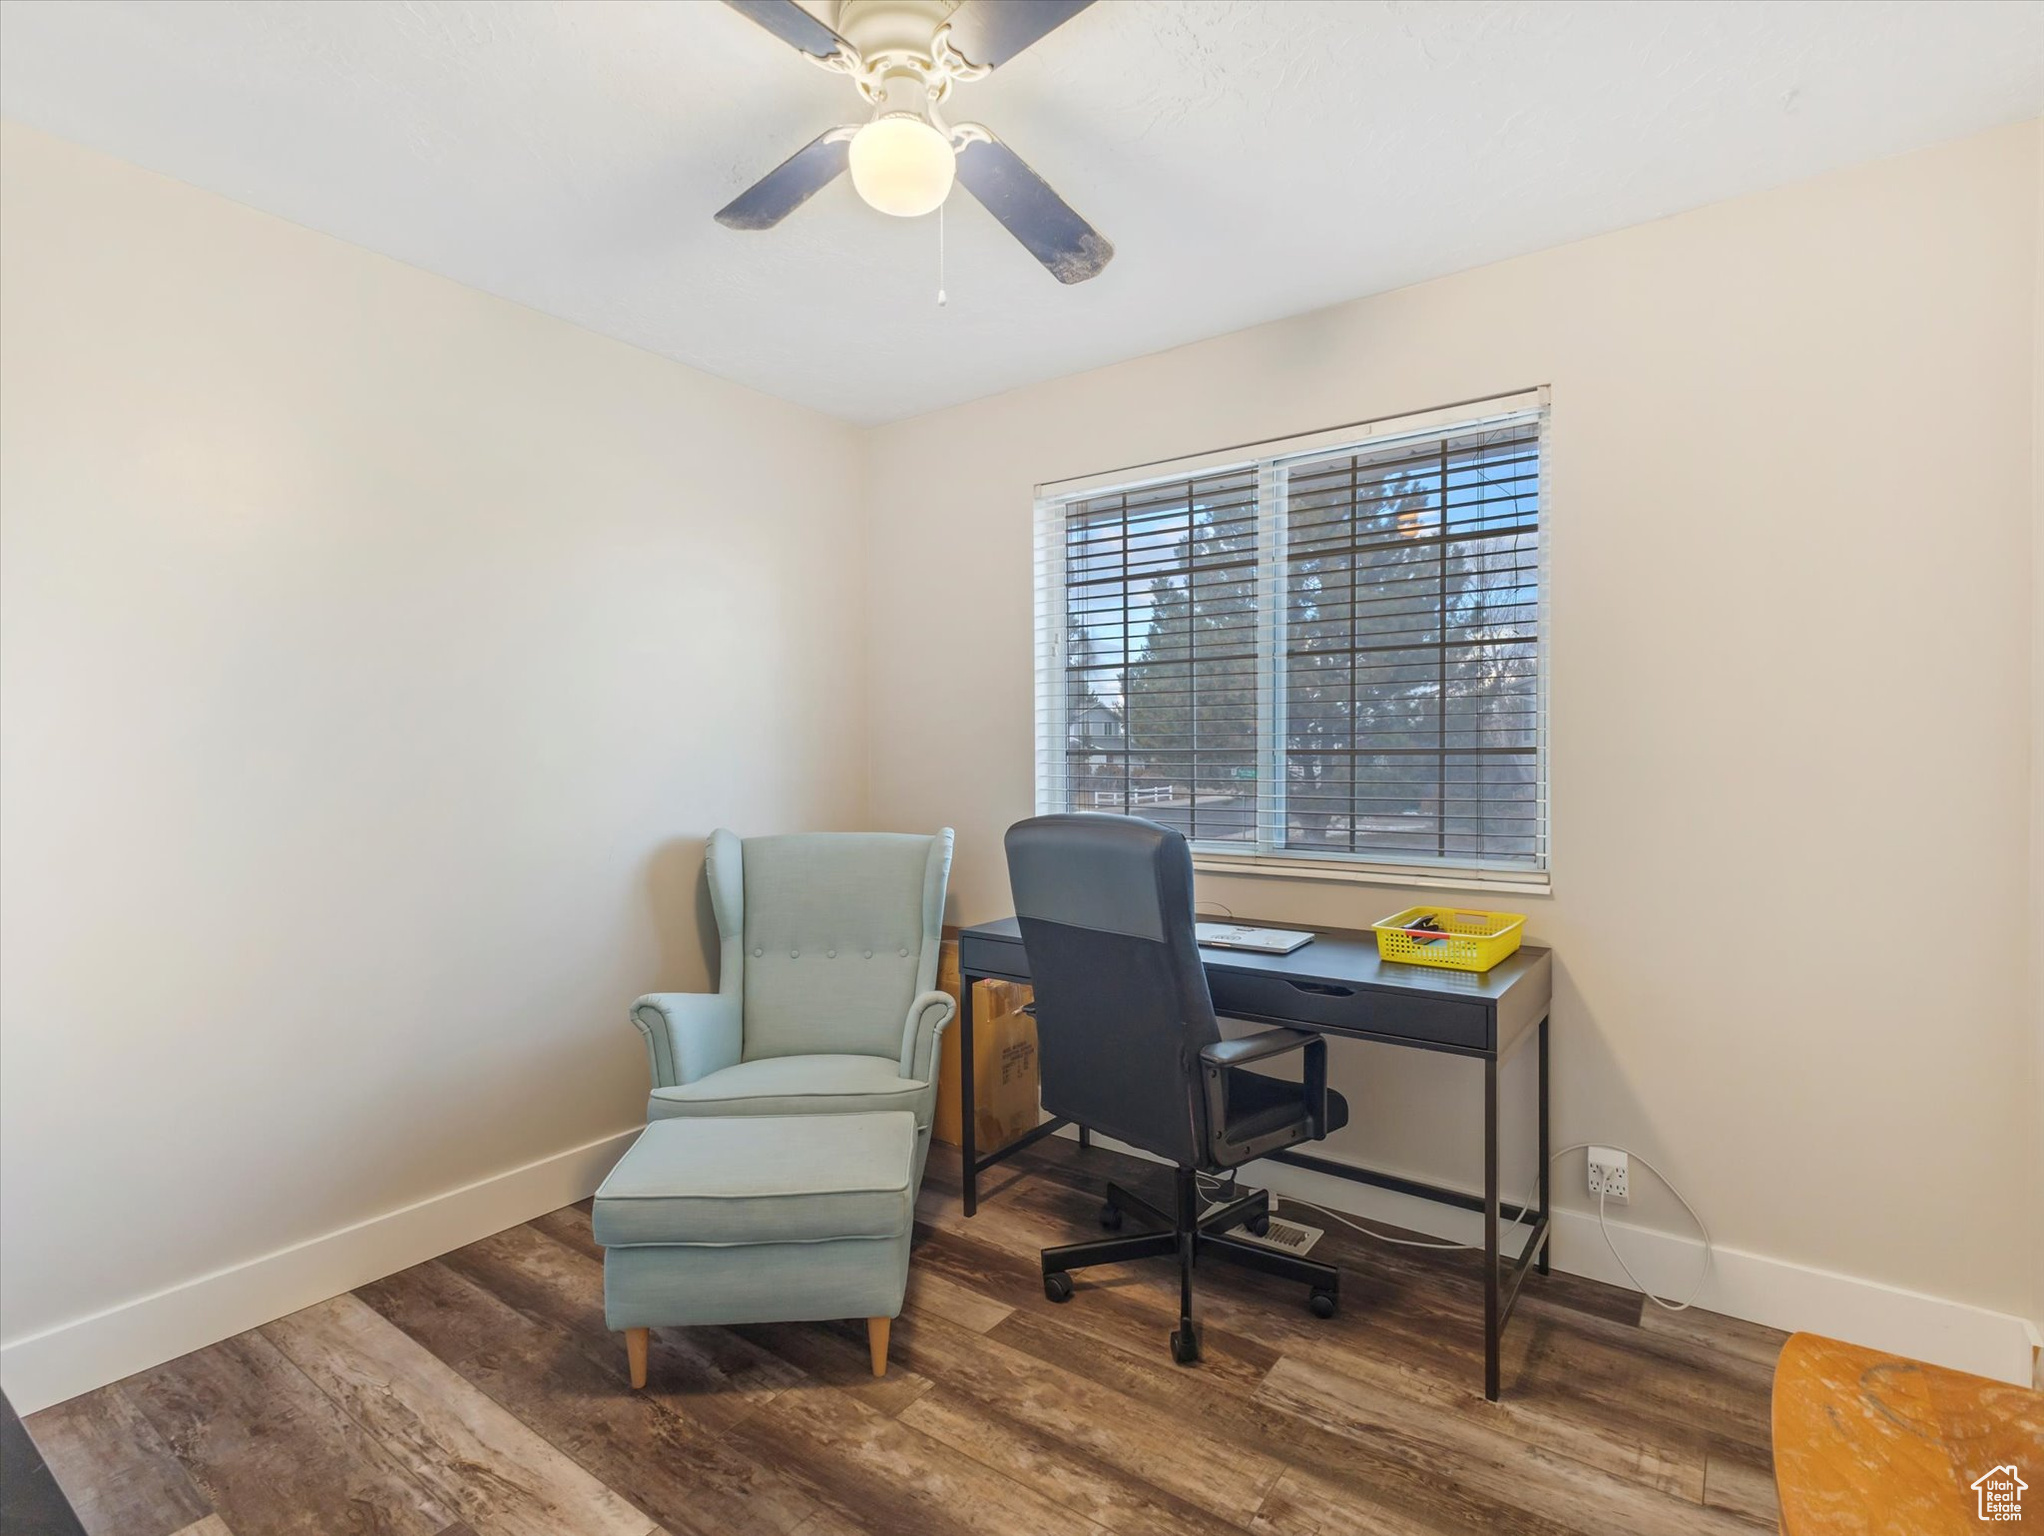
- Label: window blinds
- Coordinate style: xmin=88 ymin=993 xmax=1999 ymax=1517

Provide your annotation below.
xmin=1035 ymin=391 xmax=1547 ymax=888
xmin=1049 ymin=467 xmax=1262 ymax=842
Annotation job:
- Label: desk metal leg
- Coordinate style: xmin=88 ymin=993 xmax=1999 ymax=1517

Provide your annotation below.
xmin=1537 ymin=1014 xmax=1550 ymax=1277
xmin=959 ymin=976 xmax=977 ymax=1217
xmin=1078 ymin=1126 xmax=1091 ymax=1150
xmin=1484 ymin=1050 xmax=1501 ymax=1403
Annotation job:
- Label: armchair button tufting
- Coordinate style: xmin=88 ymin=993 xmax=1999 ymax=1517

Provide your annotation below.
xmin=753 ymin=947 xmax=763 ymax=957
xmin=827 ymin=949 xmax=837 ymax=958
xmin=898 ymin=947 xmax=909 ymax=957
xmin=864 ymin=949 xmax=873 ymax=958
xmin=790 ymin=949 xmax=800 ymax=958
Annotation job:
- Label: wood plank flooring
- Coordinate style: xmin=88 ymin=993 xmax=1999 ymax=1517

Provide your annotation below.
xmin=26 ymin=1138 xmax=1784 ymax=1536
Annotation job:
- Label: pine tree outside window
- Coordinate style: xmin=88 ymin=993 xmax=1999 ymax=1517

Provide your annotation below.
xmin=1033 ymin=390 xmax=1549 ymax=893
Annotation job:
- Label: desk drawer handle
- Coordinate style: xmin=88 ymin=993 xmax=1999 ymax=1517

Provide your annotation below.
xmin=1285 ymin=980 xmax=1355 ymax=998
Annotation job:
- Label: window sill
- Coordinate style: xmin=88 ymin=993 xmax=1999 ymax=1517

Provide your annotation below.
xmin=1189 ymin=852 xmax=1552 ymax=899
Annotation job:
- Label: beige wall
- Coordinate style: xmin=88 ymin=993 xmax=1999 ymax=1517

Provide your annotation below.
xmin=3 ymin=112 xmax=2039 ymax=1398
xmin=865 ymin=123 xmax=2042 ymax=1319
xmin=0 ymin=125 xmax=867 ymax=1351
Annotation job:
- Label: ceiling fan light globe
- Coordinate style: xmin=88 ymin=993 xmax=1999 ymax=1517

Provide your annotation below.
xmin=849 ymin=115 xmax=955 ymax=217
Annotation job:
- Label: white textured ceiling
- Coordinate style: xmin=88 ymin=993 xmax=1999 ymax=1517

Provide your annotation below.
xmin=2 ymin=1 xmax=2041 ymax=423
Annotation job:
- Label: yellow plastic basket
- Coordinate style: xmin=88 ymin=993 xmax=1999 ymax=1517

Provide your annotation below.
xmin=1372 ymin=905 xmax=1526 ymax=973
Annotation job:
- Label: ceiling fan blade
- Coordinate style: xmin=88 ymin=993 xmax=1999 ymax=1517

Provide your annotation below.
xmin=715 ymin=128 xmax=856 ymax=229
xmin=954 ymin=131 xmax=1113 ymax=284
xmin=942 ymin=0 xmax=1095 ymax=70
xmin=721 ymin=0 xmax=855 ymax=61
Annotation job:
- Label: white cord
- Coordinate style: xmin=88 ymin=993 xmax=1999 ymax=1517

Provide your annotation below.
xmin=1574 ymin=1144 xmax=1712 ymax=1312
xmin=1224 ymin=1143 xmax=1713 ymax=1309
xmin=936 ymin=201 xmax=947 ymax=307
xmin=1210 ymin=1169 xmax=1471 ymax=1248
xmin=1199 ymin=1170 xmax=1460 ymax=1248
xmin=1280 ymin=1197 xmax=1476 ymax=1249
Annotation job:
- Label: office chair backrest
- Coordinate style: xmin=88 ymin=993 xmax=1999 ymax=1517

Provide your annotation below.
xmin=1004 ymin=813 xmax=1221 ymax=1169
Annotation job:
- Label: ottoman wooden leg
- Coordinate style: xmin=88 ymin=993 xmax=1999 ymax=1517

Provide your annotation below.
xmin=867 ymin=1317 xmax=890 ymax=1378
xmin=625 ymin=1327 xmax=649 ymax=1390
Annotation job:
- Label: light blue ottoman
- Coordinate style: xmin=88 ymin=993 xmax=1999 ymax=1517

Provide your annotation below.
xmin=593 ymin=1110 xmax=918 ymax=1386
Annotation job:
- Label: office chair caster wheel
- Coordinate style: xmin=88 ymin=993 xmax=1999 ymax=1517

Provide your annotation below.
xmin=1170 ymin=1326 xmax=1201 ymax=1365
xmin=1245 ymin=1212 xmax=1271 ymax=1237
xmin=1098 ymin=1202 xmax=1123 ymax=1230
xmin=1308 ymin=1289 xmax=1338 ymax=1320
xmin=1043 ymin=1272 xmax=1075 ymax=1304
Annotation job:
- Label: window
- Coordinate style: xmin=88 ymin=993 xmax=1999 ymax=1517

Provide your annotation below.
xmin=1034 ymin=391 xmax=1548 ymax=890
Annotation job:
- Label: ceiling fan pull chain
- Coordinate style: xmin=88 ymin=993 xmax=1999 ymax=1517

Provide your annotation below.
xmin=937 ymin=200 xmax=948 ymax=308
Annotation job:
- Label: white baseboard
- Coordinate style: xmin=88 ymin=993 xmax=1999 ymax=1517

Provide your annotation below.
xmin=1061 ymin=1128 xmax=2038 ymax=1386
xmin=0 ymin=1125 xmax=640 ymax=1415
xmin=9 ymin=1119 xmax=2030 ymax=1416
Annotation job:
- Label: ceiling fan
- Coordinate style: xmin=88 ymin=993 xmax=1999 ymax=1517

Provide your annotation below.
xmin=716 ymin=0 xmax=1113 ymax=284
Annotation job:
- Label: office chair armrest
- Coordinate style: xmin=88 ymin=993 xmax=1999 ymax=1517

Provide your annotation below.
xmin=900 ymin=989 xmax=956 ymax=1083
xmin=1199 ymin=1028 xmax=1332 ymax=1146
xmin=1199 ymin=1027 xmax=1318 ymax=1070
xmin=630 ymin=992 xmax=742 ymax=1090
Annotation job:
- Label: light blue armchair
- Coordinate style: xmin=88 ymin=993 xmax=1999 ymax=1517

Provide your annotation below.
xmin=630 ymin=827 xmax=956 ymax=1187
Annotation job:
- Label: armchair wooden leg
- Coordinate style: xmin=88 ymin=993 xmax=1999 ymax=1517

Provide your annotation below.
xmin=625 ymin=1327 xmax=649 ymax=1390
xmin=866 ymin=1316 xmax=890 ymax=1378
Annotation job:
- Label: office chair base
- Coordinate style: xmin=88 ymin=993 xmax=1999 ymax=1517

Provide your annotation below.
xmin=1042 ymin=1172 xmax=1342 ymax=1357
xmin=1103 ymin=1181 xmax=1168 ymax=1228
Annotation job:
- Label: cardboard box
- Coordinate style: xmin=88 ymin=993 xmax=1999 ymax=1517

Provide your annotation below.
xmin=933 ymin=936 xmax=965 ymax=1146
xmin=969 ymin=978 xmax=1041 ymax=1153
xmin=932 ymin=943 xmax=1042 ymax=1150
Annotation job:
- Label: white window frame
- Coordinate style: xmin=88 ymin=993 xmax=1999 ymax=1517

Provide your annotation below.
xmin=1034 ymin=388 xmax=1551 ymax=895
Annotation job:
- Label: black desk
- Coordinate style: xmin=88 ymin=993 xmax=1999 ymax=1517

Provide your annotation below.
xmin=956 ymin=916 xmax=1553 ymax=1401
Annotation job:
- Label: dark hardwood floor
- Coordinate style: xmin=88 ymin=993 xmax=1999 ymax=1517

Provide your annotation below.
xmin=24 ymin=1137 xmax=1783 ymax=1535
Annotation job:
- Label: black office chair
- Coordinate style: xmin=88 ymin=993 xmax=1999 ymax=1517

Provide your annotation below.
xmin=1004 ymin=812 xmax=1350 ymax=1364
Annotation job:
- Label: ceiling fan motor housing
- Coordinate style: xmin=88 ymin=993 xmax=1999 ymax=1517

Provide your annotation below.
xmin=834 ymin=0 xmax=961 ymax=59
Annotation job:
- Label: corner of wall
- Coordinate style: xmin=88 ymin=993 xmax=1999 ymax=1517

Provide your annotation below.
xmin=852 ymin=420 xmax=883 ymax=832
xmin=2028 ymin=114 xmax=2044 ymax=1360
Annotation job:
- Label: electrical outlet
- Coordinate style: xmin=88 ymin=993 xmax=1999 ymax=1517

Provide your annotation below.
xmin=1587 ymin=1146 xmax=1629 ymax=1204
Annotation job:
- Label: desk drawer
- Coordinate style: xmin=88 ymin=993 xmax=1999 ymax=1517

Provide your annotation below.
xmin=1209 ymin=970 xmax=1489 ymax=1050
xmin=959 ymin=932 xmax=1032 ymax=984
